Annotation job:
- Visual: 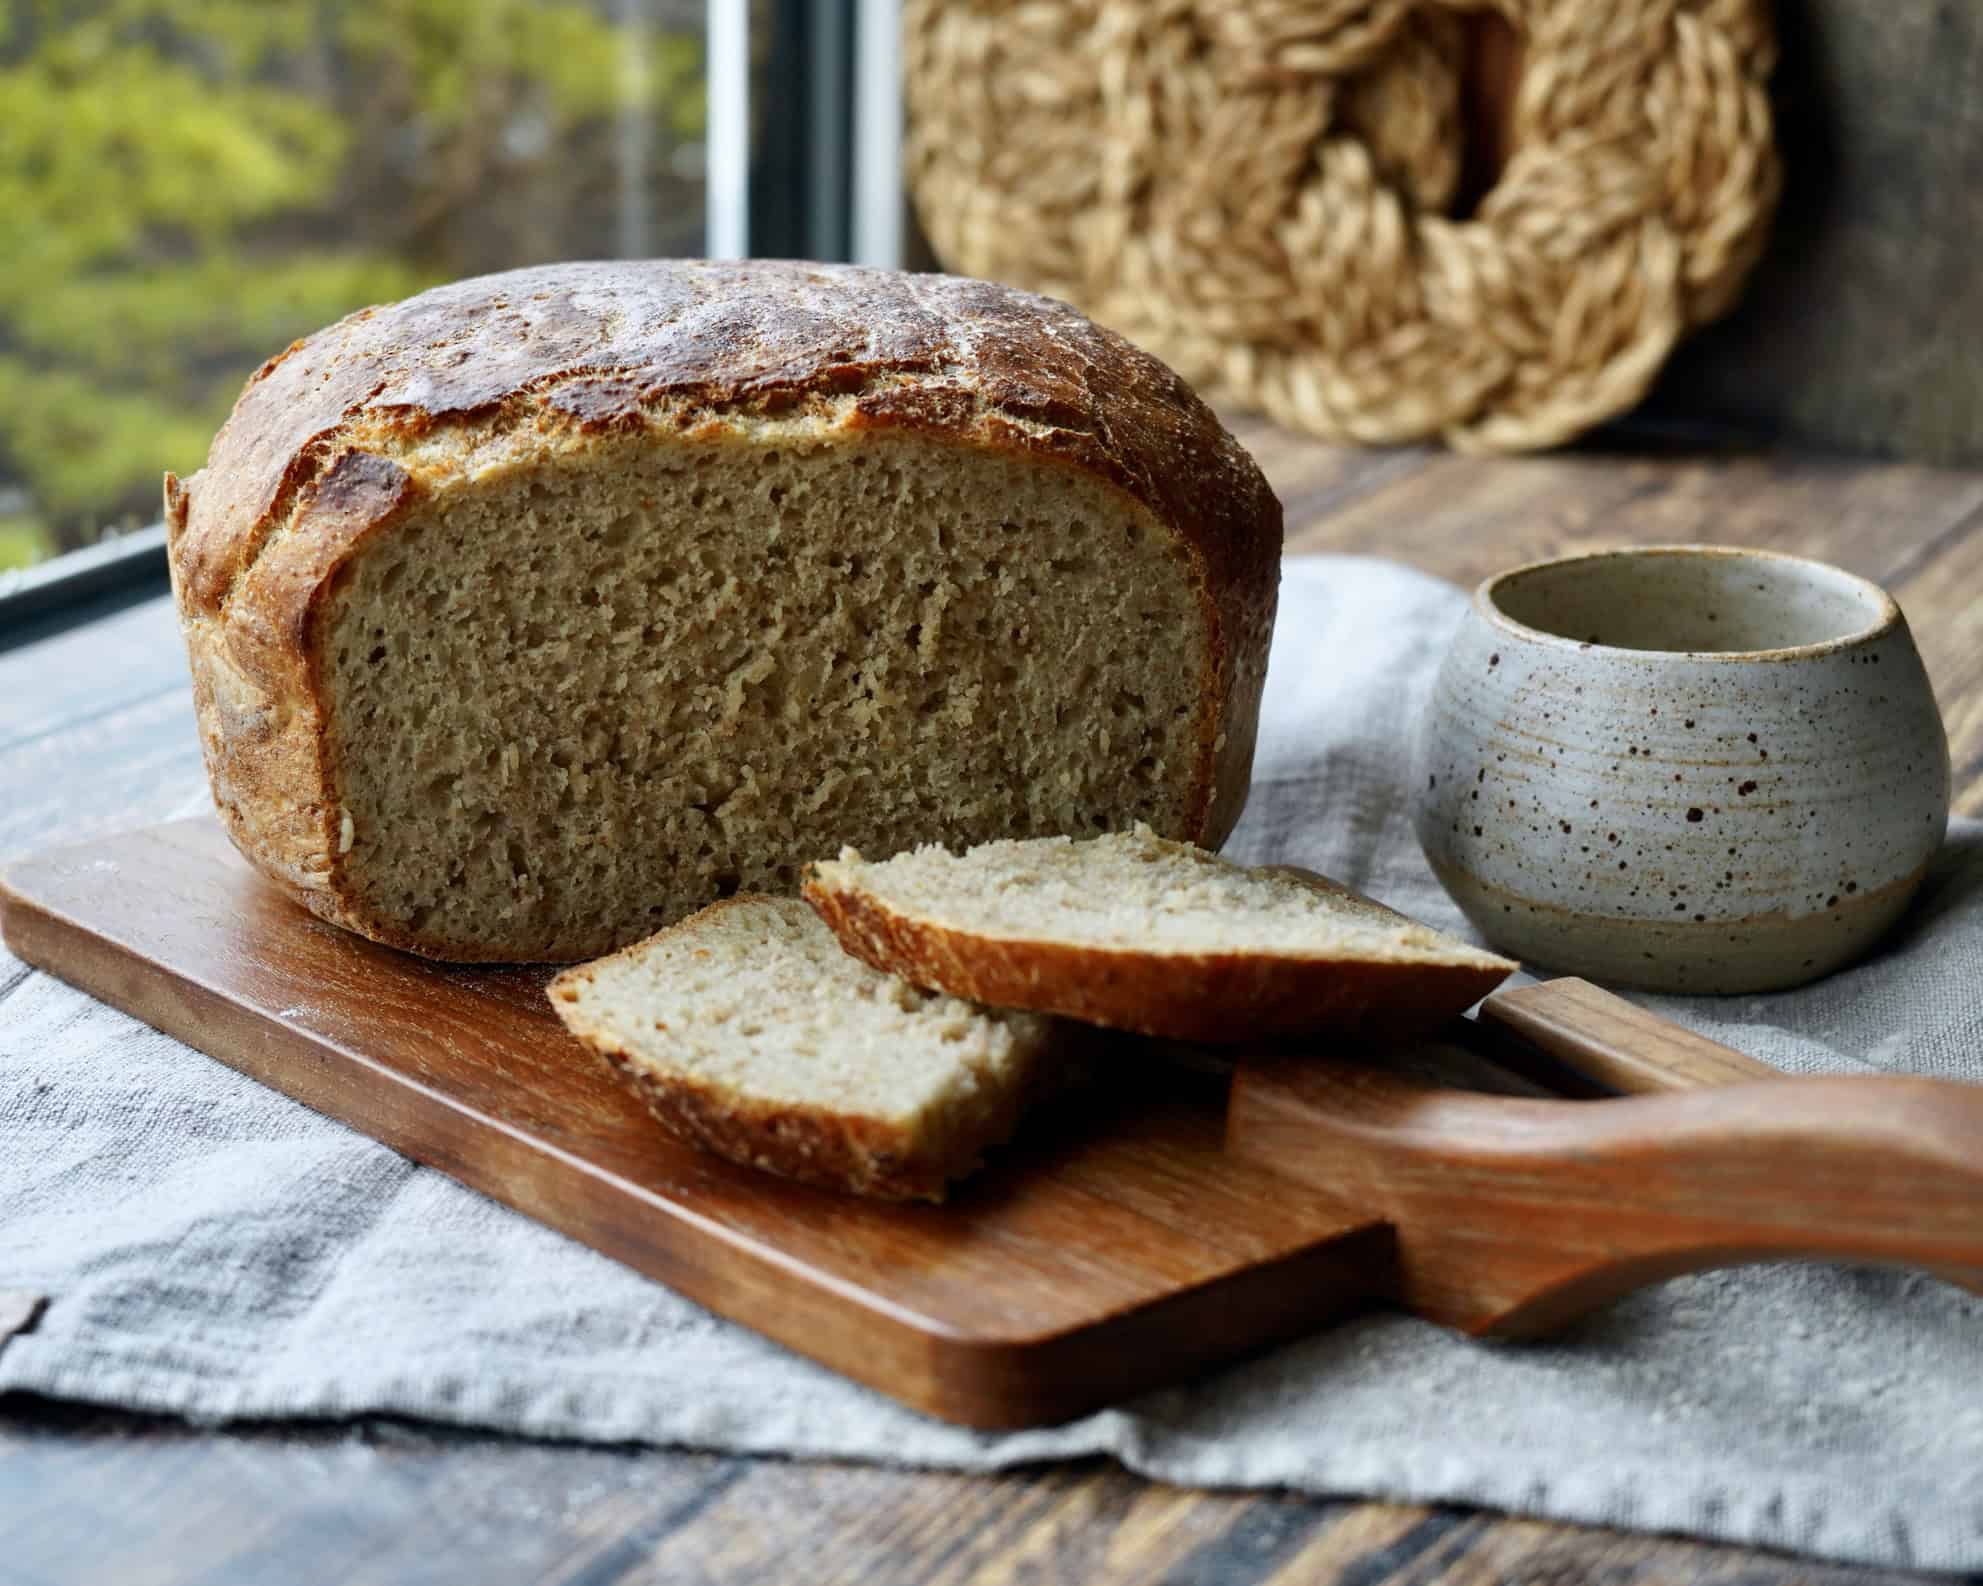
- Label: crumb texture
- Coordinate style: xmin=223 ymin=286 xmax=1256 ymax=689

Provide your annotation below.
xmin=323 ymin=427 xmax=1204 ymax=959
xmin=811 ymin=826 xmax=1511 ymax=965
xmin=550 ymin=895 xmax=1057 ymax=1197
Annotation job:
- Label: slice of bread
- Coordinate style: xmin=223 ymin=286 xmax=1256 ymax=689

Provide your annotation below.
xmin=548 ymin=894 xmax=1063 ymax=1200
xmin=803 ymin=826 xmax=1517 ymax=1043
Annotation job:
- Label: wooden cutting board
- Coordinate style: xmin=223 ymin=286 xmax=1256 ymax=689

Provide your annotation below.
xmin=0 ymin=818 xmax=1400 ymax=1429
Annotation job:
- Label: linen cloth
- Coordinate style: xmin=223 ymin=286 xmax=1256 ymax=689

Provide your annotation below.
xmin=4 ymin=555 xmax=1980 ymax=1572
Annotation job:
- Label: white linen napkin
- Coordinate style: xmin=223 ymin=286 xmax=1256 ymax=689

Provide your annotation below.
xmin=4 ymin=555 xmax=1980 ymax=1571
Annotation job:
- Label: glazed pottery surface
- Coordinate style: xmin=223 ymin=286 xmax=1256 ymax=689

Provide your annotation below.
xmin=1410 ymin=546 xmax=1950 ymax=993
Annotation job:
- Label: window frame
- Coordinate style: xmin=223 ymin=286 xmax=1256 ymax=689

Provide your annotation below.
xmin=0 ymin=0 xmax=883 ymax=645
xmin=0 ymin=525 xmax=169 ymax=651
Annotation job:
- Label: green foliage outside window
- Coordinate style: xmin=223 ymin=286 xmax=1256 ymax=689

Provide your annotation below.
xmin=0 ymin=0 xmax=705 ymax=569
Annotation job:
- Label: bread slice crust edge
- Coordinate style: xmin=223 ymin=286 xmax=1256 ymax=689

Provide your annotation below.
xmin=802 ymin=866 xmax=1516 ymax=1044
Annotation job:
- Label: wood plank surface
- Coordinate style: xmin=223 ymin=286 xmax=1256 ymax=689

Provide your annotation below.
xmin=1269 ymin=428 xmax=1983 ymax=819
xmin=6 ymin=422 xmax=1983 ymax=1583
xmin=0 ymin=1406 xmax=1935 ymax=1586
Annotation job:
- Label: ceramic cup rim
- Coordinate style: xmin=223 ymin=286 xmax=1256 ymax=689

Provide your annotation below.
xmin=1476 ymin=544 xmax=1902 ymax=663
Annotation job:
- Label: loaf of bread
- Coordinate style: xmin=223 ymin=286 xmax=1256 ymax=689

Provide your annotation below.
xmin=804 ymin=827 xmax=1517 ymax=1042
xmin=549 ymin=894 xmax=1066 ymax=1199
xmin=164 ymin=261 xmax=1281 ymax=961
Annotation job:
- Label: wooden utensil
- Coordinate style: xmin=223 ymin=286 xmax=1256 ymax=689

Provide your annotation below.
xmin=9 ymin=821 xmax=1977 ymax=1429
xmin=0 ymin=819 xmax=1402 ymax=1430
xmin=1229 ymin=977 xmax=1983 ymax=1336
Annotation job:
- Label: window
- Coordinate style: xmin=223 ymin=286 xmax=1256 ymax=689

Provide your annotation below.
xmin=0 ymin=0 xmax=900 ymax=620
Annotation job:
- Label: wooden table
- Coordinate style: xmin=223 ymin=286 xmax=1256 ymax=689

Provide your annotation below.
xmin=5 ymin=421 xmax=1979 ymax=1585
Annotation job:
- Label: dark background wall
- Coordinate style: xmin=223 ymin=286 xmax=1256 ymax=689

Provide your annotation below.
xmin=1641 ymin=0 xmax=1983 ymax=464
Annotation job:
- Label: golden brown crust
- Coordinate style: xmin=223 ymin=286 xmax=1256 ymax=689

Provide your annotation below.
xmin=170 ymin=451 xmax=442 ymax=949
xmin=166 ymin=261 xmax=1281 ymax=957
xmin=593 ymin=1045 xmax=958 ymax=1202
xmin=801 ymin=873 xmax=1514 ymax=1045
xmin=176 ymin=262 xmax=1279 ymax=622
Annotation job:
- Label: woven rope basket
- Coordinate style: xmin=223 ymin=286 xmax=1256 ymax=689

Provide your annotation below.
xmin=905 ymin=0 xmax=1781 ymax=452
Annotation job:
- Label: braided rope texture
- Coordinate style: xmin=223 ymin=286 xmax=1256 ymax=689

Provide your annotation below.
xmin=905 ymin=0 xmax=1781 ymax=452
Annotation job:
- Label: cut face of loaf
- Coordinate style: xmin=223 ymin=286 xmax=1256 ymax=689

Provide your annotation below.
xmin=803 ymin=826 xmax=1518 ymax=1042
xmin=549 ymin=895 xmax=1064 ymax=1200
xmin=165 ymin=261 xmax=1282 ymax=962
xmin=316 ymin=429 xmax=1205 ymax=957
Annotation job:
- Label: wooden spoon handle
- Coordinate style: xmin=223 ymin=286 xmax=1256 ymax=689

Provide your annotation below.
xmin=1228 ymin=1062 xmax=1983 ymax=1338
xmin=1477 ymin=976 xmax=1778 ymax=1093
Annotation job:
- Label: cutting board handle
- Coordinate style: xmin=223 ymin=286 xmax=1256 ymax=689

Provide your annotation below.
xmin=1228 ymin=1058 xmax=1983 ymax=1337
xmin=1476 ymin=976 xmax=1785 ymax=1092
xmin=1478 ymin=974 xmax=1983 ymax=1296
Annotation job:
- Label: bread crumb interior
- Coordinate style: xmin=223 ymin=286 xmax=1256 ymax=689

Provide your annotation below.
xmin=321 ymin=423 xmax=1204 ymax=958
xmin=818 ymin=825 xmax=1509 ymax=963
xmin=563 ymin=895 xmax=1052 ymax=1121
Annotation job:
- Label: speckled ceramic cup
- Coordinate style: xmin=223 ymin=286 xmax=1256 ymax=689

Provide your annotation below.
xmin=1410 ymin=546 xmax=1949 ymax=993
